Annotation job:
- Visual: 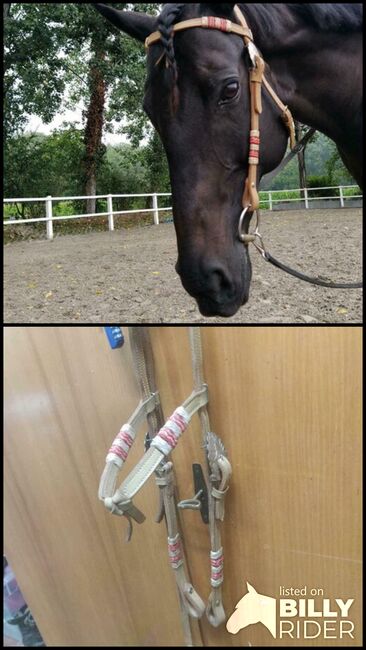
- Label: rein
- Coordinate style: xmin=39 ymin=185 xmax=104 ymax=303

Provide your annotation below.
xmin=145 ymin=5 xmax=362 ymax=291
xmin=99 ymin=327 xmax=232 ymax=642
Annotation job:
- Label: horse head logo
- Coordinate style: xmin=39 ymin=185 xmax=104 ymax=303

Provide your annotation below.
xmin=226 ymin=582 xmax=276 ymax=638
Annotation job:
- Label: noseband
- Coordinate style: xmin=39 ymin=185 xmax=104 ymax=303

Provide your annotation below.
xmin=145 ymin=6 xmax=362 ymax=290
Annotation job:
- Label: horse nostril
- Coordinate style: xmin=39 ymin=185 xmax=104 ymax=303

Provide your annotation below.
xmin=203 ymin=262 xmax=236 ymax=301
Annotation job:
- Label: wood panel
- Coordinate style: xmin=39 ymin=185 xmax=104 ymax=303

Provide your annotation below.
xmin=4 ymin=326 xmax=362 ymax=647
xmin=4 ymin=327 xmax=201 ymax=647
xmin=150 ymin=326 xmax=362 ymax=647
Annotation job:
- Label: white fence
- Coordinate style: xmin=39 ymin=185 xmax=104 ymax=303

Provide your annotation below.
xmin=3 ymin=186 xmax=362 ymax=240
xmin=262 ymin=184 xmax=362 ymax=210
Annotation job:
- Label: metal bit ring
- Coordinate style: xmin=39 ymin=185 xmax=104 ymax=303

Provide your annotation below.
xmin=238 ymin=206 xmax=255 ymax=243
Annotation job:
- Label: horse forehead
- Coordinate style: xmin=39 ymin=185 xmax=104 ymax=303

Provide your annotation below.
xmin=176 ymin=28 xmax=243 ymax=67
xmin=194 ymin=50 xmax=239 ymax=74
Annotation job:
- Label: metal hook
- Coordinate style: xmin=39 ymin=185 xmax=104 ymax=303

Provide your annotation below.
xmin=178 ymin=489 xmax=203 ymax=510
xmin=177 ymin=464 xmax=209 ymax=523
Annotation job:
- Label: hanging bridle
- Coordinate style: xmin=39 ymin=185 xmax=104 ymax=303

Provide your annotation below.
xmin=99 ymin=327 xmax=232 ymax=643
xmin=145 ymin=5 xmax=362 ymax=290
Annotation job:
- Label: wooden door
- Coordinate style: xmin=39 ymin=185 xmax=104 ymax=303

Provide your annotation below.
xmin=4 ymin=326 xmax=362 ymax=646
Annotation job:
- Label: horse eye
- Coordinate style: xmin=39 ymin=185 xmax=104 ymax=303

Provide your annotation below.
xmin=220 ymin=81 xmax=239 ymax=102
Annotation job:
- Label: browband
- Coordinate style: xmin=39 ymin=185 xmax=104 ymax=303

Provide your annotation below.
xmin=145 ymin=16 xmax=253 ymax=48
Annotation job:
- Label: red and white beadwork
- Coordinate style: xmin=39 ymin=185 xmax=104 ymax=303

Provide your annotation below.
xmin=168 ymin=532 xmax=184 ymax=570
xmin=106 ymin=423 xmax=135 ymax=468
xmin=151 ymin=406 xmax=190 ymax=456
xmin=248 ymin=129 xmax=260 ymax=165
xmin=210 ymin=547 xmax=224 ymax=587
xmin=201 ymin=16 xmax=231 ymax=32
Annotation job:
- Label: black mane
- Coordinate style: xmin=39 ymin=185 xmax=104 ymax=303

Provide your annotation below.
xmin=243 ymin=3 xmax=363 ymax=36
xmin=158 ymin=3 xmax=363 ymax=37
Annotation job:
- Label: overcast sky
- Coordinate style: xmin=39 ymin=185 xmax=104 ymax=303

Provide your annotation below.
xmin=25 ymin=104 xmax=128 ymax=145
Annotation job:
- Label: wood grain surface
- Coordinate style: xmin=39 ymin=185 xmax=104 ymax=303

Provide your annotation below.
xmin=4 ymin=326 xmax=362 ymax=646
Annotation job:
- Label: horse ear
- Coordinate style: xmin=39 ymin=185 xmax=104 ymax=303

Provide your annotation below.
xmin=246 ymin=582 xmax=257 ymax=594
xmin=94 ymin=4 xmax=155 ymax=43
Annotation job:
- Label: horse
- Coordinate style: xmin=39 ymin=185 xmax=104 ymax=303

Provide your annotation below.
xmin=226 ymin=582 xmax=276 ymax=637
xmin=95 ymin=3 xmax=362 ymax=317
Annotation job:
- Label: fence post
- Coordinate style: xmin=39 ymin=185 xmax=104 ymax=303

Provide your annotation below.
xmin=46 ymin=195 xmax=53 ymax=240
xmin=152 ymin=193 xmax=159 ymax=225
xmin=339 ymin=186 xmax=344 ymax=208
xmin=304 ymin=187 xmax=309 ymax=209
xmin=107 ymin=194 xmax=114 ymax=231
xmin=269 ymin=191 xmax=273 ymax=211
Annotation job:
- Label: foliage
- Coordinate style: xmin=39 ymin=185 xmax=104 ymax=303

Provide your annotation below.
xmin=4 ymin=128 xmax=85 ymax=199
xmin=144 ymin=131 xmax=170 ymax=193
xmin=4 ymin=129 xmax=162 ymax=217
xmin=3 ymin=3 xmax=360 ymax=215
xmin=307 ymin=176 xmax=338 ymax=197
xmin=264 ymin=132 xmax=358 ymax=190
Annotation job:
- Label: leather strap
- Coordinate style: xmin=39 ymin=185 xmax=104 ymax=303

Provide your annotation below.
xmin=110 ymin=386 xmax=209 ymax=514
xmin=188 ymin=328 xmax=232 ymax=628
xmin=155 ymin=463 xmax=205 ymax=619
xmin=263 ymin=251 xmax=363 ymax=288
xmin=262 ymin=76 xmax=296 ymax=149
xmin=145 ymin=17 xmax=253 ymax=48
xmin=234 ymin=5 xmax=295 ymax=210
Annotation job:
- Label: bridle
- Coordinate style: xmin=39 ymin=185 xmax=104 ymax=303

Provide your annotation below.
xmin=145 ymin=6 xmax=362 ymax=290
xmin=146 ymin=6 xmax=295 ymax=215
xmin=99 ymin=327 xmax=232 ymax=642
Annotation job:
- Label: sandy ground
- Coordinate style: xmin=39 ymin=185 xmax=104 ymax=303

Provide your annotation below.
xmin=4 ymin=208 xmax=362 ymax=324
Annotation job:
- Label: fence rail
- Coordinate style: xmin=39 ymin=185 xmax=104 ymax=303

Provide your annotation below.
xmin=3 ymin=187 xmax=362 ymax=240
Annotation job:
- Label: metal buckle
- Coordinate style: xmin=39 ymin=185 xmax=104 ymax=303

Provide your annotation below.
xmin=238 ymin=207 xmax=267 ymax=258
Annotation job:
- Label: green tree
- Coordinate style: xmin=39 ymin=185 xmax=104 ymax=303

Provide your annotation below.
xmin=4 ymin=128 xmax=85 ymax=208
xmin=4 ymin=4 xmax=163 ymax=207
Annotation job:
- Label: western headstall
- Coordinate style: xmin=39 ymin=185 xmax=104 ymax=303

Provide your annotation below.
xmin=146 ymin=5 xmax=295 ymax=215
xmin=145 ymin=5 xmax=362 ymax=290
xmin=99 ymin=327 xmax=232 ymax=644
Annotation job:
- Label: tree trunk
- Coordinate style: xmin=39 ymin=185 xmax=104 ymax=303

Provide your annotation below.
xmin=3 ymin=4 xmax=11 ymax=22
xmin=85 ymin=175 xmax=97 ymax=215
xmin=84 ymin=42 xmax=106 ymax=216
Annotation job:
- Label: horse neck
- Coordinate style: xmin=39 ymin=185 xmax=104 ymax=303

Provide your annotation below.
xmin=240 ymin=5 xmax=362 ymax=151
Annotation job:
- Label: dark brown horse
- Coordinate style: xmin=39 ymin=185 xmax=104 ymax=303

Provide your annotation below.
xmin=95 ymin=3 xmax=362 ymax=317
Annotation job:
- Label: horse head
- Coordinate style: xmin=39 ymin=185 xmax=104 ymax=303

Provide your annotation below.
xmin=95 ymin=3 xmax=289 ymax=316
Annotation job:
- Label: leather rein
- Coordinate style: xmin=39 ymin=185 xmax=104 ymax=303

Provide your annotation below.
xmin=145 ymin=6 xmax=362 ymax=290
